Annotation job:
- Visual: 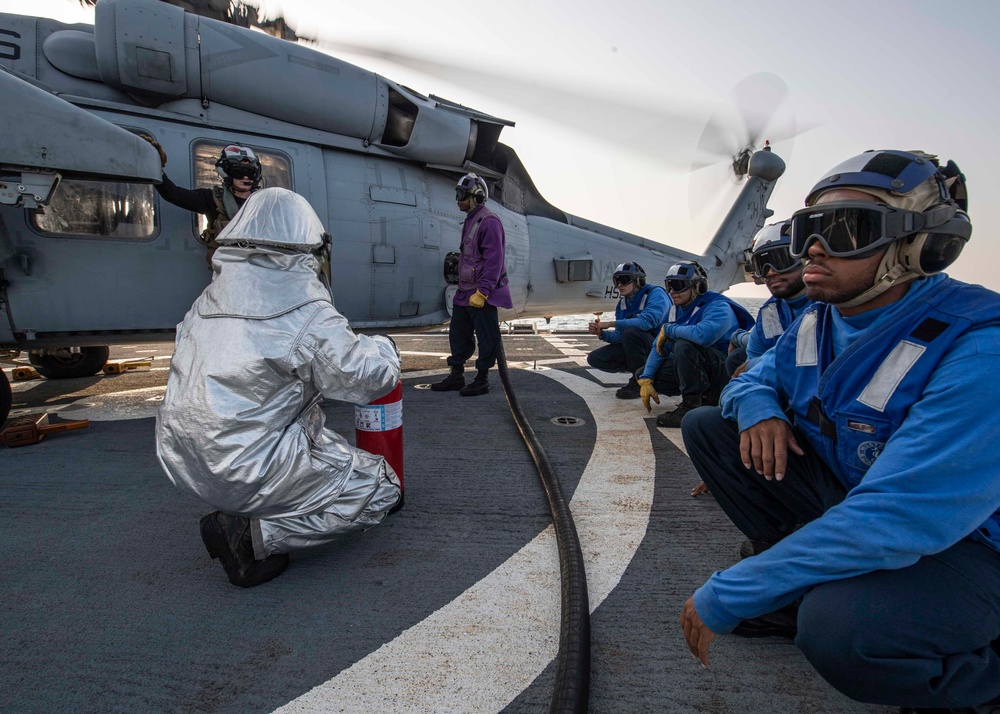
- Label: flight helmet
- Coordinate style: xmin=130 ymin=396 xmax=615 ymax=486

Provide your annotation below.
xmin=665 ymin=261 xmax=708 ymax=295
xmin=215 ymin=145 xmax=263 ymax=190
xmin=456 ymin=173 xmax=488 ymax=204
xmin=612 ymin=262 xmax=647 ymax=288
xmin=748 ymin=220 xmax=801 ymax=283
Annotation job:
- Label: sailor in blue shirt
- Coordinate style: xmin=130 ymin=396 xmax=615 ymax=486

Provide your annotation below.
xmin=587 ymin=262 xmax=669 ymax=399
xmin=637 ymin=261 xmax=754 ymax=428
xmin=726 ymin=220 xmax=811 ymax=378
xmin=679 ymin=150 xmax=1000 ymax=711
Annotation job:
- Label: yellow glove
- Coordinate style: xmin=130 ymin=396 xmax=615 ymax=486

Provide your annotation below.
xmin=139 ymin=133 xmax=167 ymax=168
xmin=656 ymin=325 xmax=669 ymax=355
xmin=469 ymin=290 xmax=487 ymax=308
xmin=638 ymin=378 xmax=659 ymax=413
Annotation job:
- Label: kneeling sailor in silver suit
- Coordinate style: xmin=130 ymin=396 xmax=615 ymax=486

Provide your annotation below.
xmin=156 ymin=187 xmax=402 ymax=587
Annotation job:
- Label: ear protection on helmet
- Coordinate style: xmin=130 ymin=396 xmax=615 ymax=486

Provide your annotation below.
xmin=896 ymin=207 xmax=972 ymax=276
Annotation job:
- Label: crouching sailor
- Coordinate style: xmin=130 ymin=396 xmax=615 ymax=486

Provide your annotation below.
xmin=156 ymin=188 xmax=402 ymax=588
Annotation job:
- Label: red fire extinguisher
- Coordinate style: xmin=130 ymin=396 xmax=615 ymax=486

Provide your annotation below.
xmin=355 ymin=381 xmax=404 ymax=491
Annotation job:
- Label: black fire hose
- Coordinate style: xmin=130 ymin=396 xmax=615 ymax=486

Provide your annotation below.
xmin=494 ymin=337 xmax=591 ymax=714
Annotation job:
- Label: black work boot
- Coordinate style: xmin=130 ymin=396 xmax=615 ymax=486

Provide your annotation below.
xmin=430 ymin=365 xmax=465 ymax=392
xmin=460 ymin=369 xmax=490 ymax=396
xmin=655 ymin=393 xmax=704 ymax=428
xmin=199 ymin=511 xmax=289 ymax=588
xmin=615 ymin=376 xmax=641 ymax=399
xmin=732 ymin=600 xmax=799 ymax=639
xmin=739 ymin=538 xmax=774 ymax=559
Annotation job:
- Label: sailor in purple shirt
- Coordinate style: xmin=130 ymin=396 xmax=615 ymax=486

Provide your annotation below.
xmin=431 ymin=173 xmax=513 ymax=397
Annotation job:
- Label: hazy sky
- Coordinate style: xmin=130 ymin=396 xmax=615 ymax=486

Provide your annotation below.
xmin=8 ymin=0 xmax=1000 ymax=296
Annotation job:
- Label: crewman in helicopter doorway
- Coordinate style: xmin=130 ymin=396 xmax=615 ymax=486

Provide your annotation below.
xmin=155 ymin=188 xmax=402 ymax=588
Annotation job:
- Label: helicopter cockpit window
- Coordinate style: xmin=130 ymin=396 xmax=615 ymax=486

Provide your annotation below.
xmin=31 ymin=180 xmax=156 ymax=240
xmin=191 ymin=141 xmax=292 ymax=235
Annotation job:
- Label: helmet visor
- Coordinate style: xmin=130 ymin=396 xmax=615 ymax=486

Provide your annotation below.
xmin=790 ymin=202 xmax=921 ymax=259
xmin=750 ymin=247 xmax=801 ymax=279
xmin=227 ymin=164 xmax=258 ymax=180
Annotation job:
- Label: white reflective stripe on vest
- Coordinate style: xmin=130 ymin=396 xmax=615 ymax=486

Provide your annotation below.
xmin=857 ymin=340 xmax=927 ymax=412
xmin=795 ymin=311 xmax=818 ymax=366
xmin=761 ymin=303 xmax=784 ymax=339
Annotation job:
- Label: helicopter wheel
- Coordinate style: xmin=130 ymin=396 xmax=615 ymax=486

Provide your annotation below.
xmin=28 ymin=345 xmax=110 ymax=379
xmin=1 ymin=368 xmax=11 ymax=428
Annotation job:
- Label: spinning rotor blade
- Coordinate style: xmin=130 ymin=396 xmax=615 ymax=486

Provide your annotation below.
xmin=688 ymin=73 xmax=809 ymax=221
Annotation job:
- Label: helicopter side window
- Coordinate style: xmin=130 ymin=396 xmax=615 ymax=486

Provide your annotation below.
xmin=191 ymin=141 xmax=293 ymax=237
xmin=30 ymin=180 xmax=156 ymax=239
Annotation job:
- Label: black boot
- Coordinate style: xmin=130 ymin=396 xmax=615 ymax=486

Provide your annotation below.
xmin=655 ymin=393 xmax=704 ymax=428
xmin=430 ymin=365 xmax=465 ymax=392
xmin=200 ymin=511 xmax=289 ymax=588
xmin=732 ymin=600 xmax=799 ymax=639
xmin=739 ymin=538 xmax=774 ymax=559
xmin=460 ymin=369 xmax=490 ymax=396
xmin=615 ymin=375 xmax=641 ymax=399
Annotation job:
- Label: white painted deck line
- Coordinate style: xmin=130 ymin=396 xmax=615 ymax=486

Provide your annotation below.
xmin=275 ymin=368 xmax=657 ymax=714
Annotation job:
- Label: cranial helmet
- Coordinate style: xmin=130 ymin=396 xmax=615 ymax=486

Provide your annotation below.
xmin=795 ymin=149 xmax=971 ymax=308
xmin=456 ymin=173 xmax=488 ymax=204
xmin=613 ymin=262 xmax=647 ymax=288
xmin=665 ymin=261 xmax=708 ymax=295
xmin=747 ymin=220 xmax=801 ymax=283
xmin=215 ymin=145 xmax=263 ymax=190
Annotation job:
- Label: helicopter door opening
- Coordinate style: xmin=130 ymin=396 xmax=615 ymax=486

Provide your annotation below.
xmin=190 ymin=141 xmax=293 ymax=238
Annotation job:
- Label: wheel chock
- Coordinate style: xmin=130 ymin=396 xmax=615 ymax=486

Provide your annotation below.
xmin=0 ymin=412 xmax=90 ymax=448
xmin=12 ymin=365 xmax=41 ymax=381
xmin=103 ymin=359 xmax=153 ymax=375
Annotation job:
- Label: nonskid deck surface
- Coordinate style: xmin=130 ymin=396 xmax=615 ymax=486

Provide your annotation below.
xmin=2 ymin=335 xmax=891 ymax=713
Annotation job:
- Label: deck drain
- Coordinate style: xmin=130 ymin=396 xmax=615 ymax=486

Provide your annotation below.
xmin=550 ymin=416 xmax=585 ymax=427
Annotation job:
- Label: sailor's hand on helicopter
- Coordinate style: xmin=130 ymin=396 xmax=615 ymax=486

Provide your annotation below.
xmin=656 ymin=324 xmax=673 ymax=355
xmin=138 ymin=133 xmax=167 ymax=168
xmin=638 ymin=378 xmax=659 ymax=412
xmin=469 ymin=290 xmax=488 ymax=308
xmin=680 ymin=595 xmax=716 ymax=667
xmin=740 ymin=417 xmax=804 ymax=481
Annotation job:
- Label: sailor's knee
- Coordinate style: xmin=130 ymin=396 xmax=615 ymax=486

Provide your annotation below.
xmin=797 ymin=583 xmax=880 ymax=698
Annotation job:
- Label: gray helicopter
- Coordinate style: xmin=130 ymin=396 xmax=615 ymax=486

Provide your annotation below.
xmin=0 ymin=0 xmax=787 ymax=425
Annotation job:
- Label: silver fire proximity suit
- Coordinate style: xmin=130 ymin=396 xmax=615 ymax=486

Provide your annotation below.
xmin=155 ymin=188 xmax=401 ymax=557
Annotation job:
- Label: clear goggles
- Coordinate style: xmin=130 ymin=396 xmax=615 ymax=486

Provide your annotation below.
xmin=790 ymin=201 xmax=927 ymax=259
xmin=665 ymin=278 xmax=692 ymax=293
xmin=748 ymin=246 xmax=801 ymax=280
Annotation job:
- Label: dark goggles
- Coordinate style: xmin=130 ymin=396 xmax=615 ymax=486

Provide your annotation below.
xmin=790 ymin=201 xmax=927 ymax=259
xmin=665 ymin=279 xmax=692 ymax=293
xmin=749 ymin=246 xmax=801 ymax=279
xmin=455 ymin=188 xmax=472 ymax=201
xmin=613 ymin=274 xmax=635 ymax=287
xmin=228 ymin=165 xmax=257 ymax=180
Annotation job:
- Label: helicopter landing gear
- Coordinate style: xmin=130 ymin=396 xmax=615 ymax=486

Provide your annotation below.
xmin=28 ymin=345 xmax=110 ymax=380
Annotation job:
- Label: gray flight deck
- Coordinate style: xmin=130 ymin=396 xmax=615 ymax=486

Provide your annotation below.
xmin=1 ymin=334 xmax=893 ymax=713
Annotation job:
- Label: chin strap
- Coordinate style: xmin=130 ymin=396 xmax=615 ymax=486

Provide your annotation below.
xmin=835 ymin=242 xmax=920 ymax=309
